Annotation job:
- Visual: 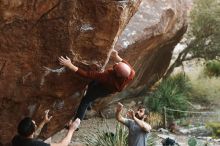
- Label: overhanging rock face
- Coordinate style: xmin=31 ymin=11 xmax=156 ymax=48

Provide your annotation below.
xmin=0 ymin=0 xmax=191 ymax=144
xmin=0 ymin=0 xmax=141 ymax=144
xmin=115 ymin=0 xmax=191 ymax=88
xmin=94 ymin=0 xmax=191 ymax=111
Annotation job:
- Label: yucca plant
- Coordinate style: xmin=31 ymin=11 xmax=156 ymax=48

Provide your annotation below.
xmin=85 ymin=123 xmax=128 ymax=146
xmin=85 ymin=122 xmax=158 ymax=146
xmin=147 ymin=132 xmax=158 ymax=146
xmin=145 ymin=73 xmax=190 ymax=118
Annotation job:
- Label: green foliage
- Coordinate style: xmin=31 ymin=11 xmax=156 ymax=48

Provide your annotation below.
xmin=146 ymin=133 xmax=158 ymax=146
xmin=204 ymin=60 xmax=220 ymax=77
xmin=164 ymin=0 xmax=220 ymax=77
xmin=206 ymin=122 xmax=220 ymax=138
xmin=188 ymin=137 xmax=213 ymax=146
xmin=188 ymin=137 xmax=197 ymax=146
xmin=188 ymin=0 xmax=220 ymax=59
xmin=85 ymin=124 xmax=128 ymax=146
xmin=86 ymin=123 xmax=157 ymax=146
xmin=146 ymin=73 xmax=190 ymax=117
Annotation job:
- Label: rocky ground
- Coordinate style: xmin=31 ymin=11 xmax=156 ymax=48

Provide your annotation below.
xmin=46 ymin=95 xmax=220 ymax=146
xmin=48 ymin=117 xmax=220 ymax=146
xmin=50 ymin=118 xmax=117 ymax=146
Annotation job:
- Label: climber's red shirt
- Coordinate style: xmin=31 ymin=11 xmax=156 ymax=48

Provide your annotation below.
xmin=76 ymin=60 xmax=135 ymax=92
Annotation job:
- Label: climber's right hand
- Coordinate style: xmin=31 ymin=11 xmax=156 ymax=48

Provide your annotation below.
xmin=59 ymin=56 xmax=73 ymax=68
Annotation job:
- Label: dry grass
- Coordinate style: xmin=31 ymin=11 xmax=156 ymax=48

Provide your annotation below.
xmin=182 ymin=61 xmax=220 ymax=107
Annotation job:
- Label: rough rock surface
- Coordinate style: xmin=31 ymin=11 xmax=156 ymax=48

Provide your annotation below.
xmin=116 ymin=0 xmax=191 ymax=87
xmin=93 ymin=0 xmax=191 ymax=110
xmin=0 ymin=0 xmax=141 ymax=144
xmin=0 ymin=0 xmax=190 ymax=144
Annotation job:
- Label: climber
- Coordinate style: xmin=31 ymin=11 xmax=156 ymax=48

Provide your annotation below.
xmin=12 ymin=110 xmax=80 ymax=146
xmin=116 ymin=102 xmax=151 ymax=146
xmin=58 ymin=50 xmax=135 ymax=121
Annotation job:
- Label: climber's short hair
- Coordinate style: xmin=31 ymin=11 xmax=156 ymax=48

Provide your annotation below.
xmin=17 ymin=117 xmax=36 ymax=137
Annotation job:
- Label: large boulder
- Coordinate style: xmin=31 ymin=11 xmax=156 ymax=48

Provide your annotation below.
xmin=0 ymin=0 xmax=191 ymax=144
xmin=94 ymin=0 xmax=191 ymax=110
xmin=0 ymin=0 xmax=141 ymax=144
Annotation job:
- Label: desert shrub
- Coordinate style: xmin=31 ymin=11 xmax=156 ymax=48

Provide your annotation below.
xmin=86 ymin=123 xmax=157 ymax=146
xmin=206 ymin=122 xmax=220 ymax=138
xmin=145 ymin=73 xmax=190 ymax=118
xmin=188 ymin=137 xmax=212 ymax=146
xmin=147 ymin=132 xmax=158 ymax=146
xmin=146 ymin=112 xmax=163 ymax=128
xmin=204 ymin=60 xmax=220 ymax=77
xmin=85 ymin=124 xmax=128 ymax=146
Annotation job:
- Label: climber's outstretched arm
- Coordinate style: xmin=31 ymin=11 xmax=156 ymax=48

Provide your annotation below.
xmin=58 ymin=56 xmax=108 ymax=81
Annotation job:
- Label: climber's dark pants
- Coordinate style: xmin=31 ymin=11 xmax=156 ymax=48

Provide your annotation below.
xmin=75 ymin=81 xmax=113 ymax=120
